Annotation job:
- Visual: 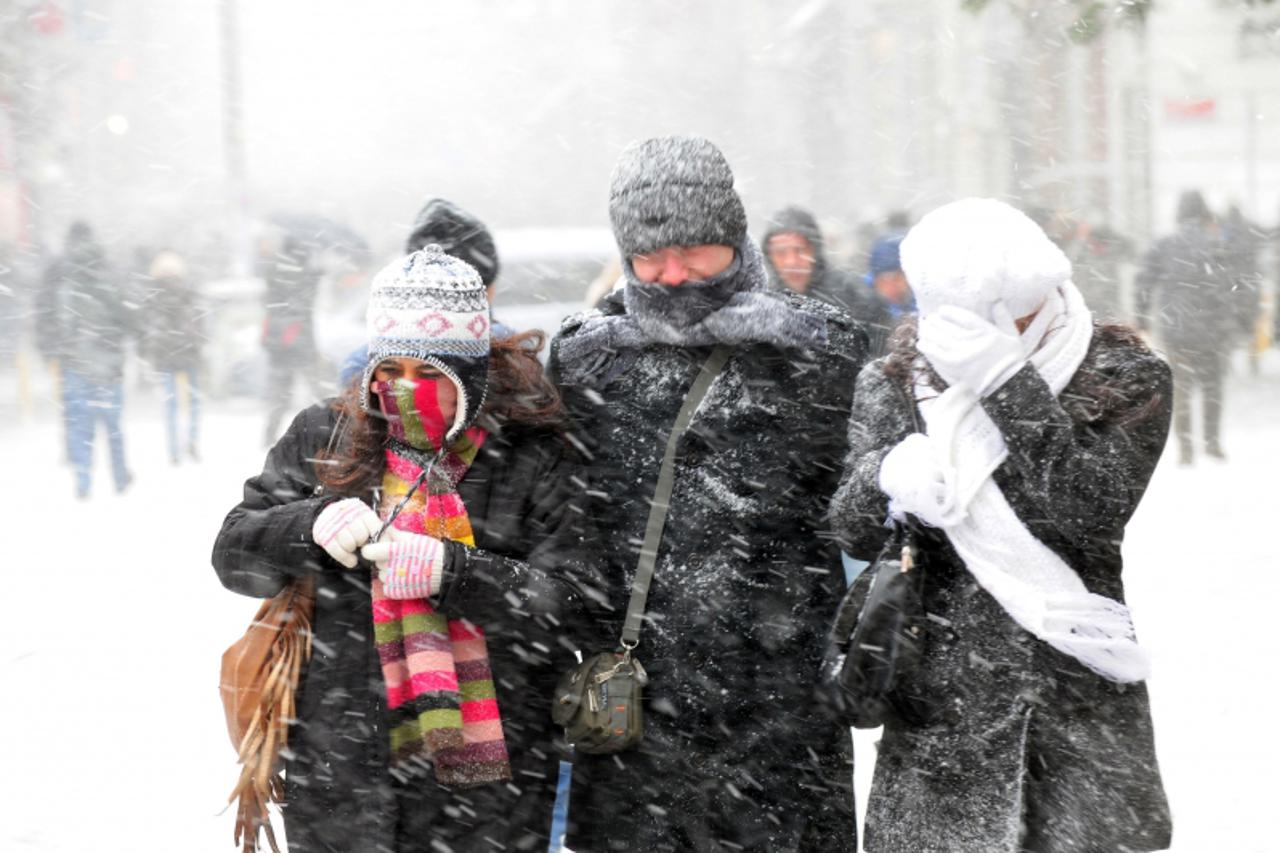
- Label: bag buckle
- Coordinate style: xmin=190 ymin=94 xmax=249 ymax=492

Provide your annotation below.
xmin=593 ymin=649 xmax=648 ymax=686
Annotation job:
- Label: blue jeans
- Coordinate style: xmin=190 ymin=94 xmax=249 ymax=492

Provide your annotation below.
xmin=63 ymin=370 xmax=130 ymax=496
xmin=548 ymin=759 xmax=572 ymax=851
xmin=161 ymin=368 xmax=201 ymax=461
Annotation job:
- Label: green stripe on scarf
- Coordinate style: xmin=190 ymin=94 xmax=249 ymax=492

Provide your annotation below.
xmin=447 ymin=430 xmax=482 ymax=467
xmin=395 ymin=381 xmax=431 ymax=449
xmin=390 ymin=709 xmax=465 ymax=753
xmin=373 ymin=612 xmax=449 ymax=645
xmin=374 ymin=620 xmax=403 ymax=645
xmin=459 ymin=680 xmax=497 ymax=702
xmin=403 ymin=612 xmax=449 ymax=636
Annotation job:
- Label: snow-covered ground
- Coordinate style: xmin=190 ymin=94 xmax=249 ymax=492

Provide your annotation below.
xmin=1 ymin=351 xmax=1276 ymax=851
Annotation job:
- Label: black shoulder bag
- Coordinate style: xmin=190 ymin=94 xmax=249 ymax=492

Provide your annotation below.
xmin=552 ymin=345 xmax=732 ymax=754
xmin=822 ymin=381 xmax=932 ymax=729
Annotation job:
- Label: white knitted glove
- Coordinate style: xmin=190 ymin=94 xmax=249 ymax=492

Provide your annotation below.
xmin=878 ymin=433 xmax=958 ymax=528
xmin=312 ymin=498 xmax=383 ymax=569
xmin=361 ymin=530 xmax=446 ymax=599
xmin=918 ymin=304 xmax=1026 ymax=398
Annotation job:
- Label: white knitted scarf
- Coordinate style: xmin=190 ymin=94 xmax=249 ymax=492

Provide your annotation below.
xmin=914 ymin=281 xmax=1150 ymax=683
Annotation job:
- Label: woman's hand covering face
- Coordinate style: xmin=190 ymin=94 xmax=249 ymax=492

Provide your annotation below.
xmin=917 ymin=303 xmax=1027 ymax=398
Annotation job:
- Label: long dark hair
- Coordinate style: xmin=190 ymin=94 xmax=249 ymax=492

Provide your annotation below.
xmin=316 ymin=329 xmax=566 ymax=494
xmin=883 ymin=315 xmax=1165 ymax=427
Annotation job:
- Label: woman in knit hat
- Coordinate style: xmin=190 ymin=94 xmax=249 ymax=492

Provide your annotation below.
xmin=829 ymin=199 xmax=1173 ymax=851
xmin=213 ymin=247 xmax=592 ymax=852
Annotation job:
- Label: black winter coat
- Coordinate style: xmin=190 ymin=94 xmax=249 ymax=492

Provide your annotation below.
xmin=550 ymin=291 xmax=867 ymax=852
xmin=140 ymin=276 xmax=204 ymax=373
xmin=1134 ymin=222 xmax=1241 ymax=358
xmin=829 ymin=326 xmax=1174 ymax=852
xmin=212 ymin=403 xmax=590 ymax=853
xmin=38 ymin=243 xmax=138 ymax=383
xmin=261 ymin=255 xmax=319 ymax=360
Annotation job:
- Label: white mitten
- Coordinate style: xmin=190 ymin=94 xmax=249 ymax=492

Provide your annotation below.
xmin=361 ymin=529 xmax=446 ymax=599
xmin=878 ymin=433 xmax=958 ymax=528
xmin=918 ymin=304 xmax=1026 ymax=397
xmin=312 ymin=498 xmax=383 ymax=569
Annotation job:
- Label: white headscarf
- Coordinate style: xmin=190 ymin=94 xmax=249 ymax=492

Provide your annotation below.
xmin=901 ymin=198 xmax=1149 ymax=683
xmin=902 ymin=197 xmax=1072 ymax=322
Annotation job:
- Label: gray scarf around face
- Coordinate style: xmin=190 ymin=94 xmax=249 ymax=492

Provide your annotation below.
xmin=558 ymin=236 xmax=828 ymax=385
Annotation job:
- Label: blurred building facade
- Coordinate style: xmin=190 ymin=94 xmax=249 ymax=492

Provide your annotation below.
xmin=1145 ymin=0 xmax=1280 ymax=230
xmin=1 ymin=0 xmax=1278 ymax=268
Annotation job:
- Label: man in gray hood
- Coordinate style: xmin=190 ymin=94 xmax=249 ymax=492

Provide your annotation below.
xmin=551 ymin=136 xmax=864 ymax=852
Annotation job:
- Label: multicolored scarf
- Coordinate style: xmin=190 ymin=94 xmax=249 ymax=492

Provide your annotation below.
xmin=370 ymin=378 xmax=512 ymax=788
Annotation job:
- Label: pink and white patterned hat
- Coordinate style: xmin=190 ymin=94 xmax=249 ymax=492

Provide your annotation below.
xmin=359 ymin=245 xmax=491 ymax=439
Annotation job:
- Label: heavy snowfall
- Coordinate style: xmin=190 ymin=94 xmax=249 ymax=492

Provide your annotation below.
xmin=2 ymin=2 xmax=1280 ymax=852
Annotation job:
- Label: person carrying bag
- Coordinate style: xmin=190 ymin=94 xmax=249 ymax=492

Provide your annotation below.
xmin=829 ymin=198 xmax=1172 ymax=852
xmin=553 ymin=345 xmax=731 ymax=754
xmin=213 ymin=247 xmax=591 ymax=853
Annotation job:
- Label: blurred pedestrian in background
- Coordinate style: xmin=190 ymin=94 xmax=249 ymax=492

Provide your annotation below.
xmin=1219 ymin=204 xmax=1267 ymax=372
xmin=831 ymin=198 xmax=1172 ymax=853
xmin=762 ymin=205 xmax=861 ymax=310
xmin=860 ymin=229 xmax=915 ymax=358
xmin=262 ymin=234 xmax=322 ymax=444
xmin=37 ymin=221 xmax=138 ymax=498
xmin=140 ymin=249 xmax=204 ymax=464
xmin=1135 ymin=190 xmax=1240 ymax=464
xmin=213 ymin=247 xmax=591 ymax=852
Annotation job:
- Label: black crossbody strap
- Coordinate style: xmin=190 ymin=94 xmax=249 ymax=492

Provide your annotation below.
xmin=620 ymin=345 xmax=733 ymax=649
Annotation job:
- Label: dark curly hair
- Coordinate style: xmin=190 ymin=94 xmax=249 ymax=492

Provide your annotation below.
xmin=316 ymin=329 xmax=566 ymax=494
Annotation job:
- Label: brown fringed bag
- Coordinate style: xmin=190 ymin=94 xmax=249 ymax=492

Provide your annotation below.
xmin=220 ymin=576 xmax=315 ymax=853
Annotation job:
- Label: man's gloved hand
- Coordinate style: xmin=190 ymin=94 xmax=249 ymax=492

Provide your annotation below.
xmin=312 ymin=498 xmax=383 ymax=569
xmin=878 ymin=432 xmax=958 ymax=528
xmin=361 ymin=529 xmax=446 ymax=600
xmin=918 ymin=304 xmax=1026 ymax=398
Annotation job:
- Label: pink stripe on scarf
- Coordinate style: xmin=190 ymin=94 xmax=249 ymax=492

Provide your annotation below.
xmin=450 ymin=638 xmax=488 ymax=661
xmin=462 ymin=719 xmax=505 ymax=742
xmin=461 ymin=699 xmax=502 ymax=723
xmin=448 ymin=620 xmax=483 ymax=640
xmin=398 ymin=597 xmax=432 ymax=616
xmin=385 ymin=679 xmax=415 ymax=710
xmin=406 ymin=650 xmax=457 ymax=674
xmin=410 ymin=669 xmax=460 ymax=694
xmin=384 ymin=451 xmax=424 ymax=482
xmin=426 ymin=493 xmax=466 ymax=518
xmin=395 ymin=511 xmax=428 ymax=535
xmin=372 ymin=595 xmax=402 ymax=624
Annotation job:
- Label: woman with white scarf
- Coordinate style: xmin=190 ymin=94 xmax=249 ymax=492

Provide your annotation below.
xmin=830 ymin=199 xmax=1173 ymax=852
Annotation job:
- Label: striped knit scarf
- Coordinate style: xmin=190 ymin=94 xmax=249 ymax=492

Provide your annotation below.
xmin=372 ymin=429 xmax=513 ymax=788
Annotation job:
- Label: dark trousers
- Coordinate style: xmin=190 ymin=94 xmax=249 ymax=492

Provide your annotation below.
xmin=1169 ymin=347 xmax=1224 ymax=456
